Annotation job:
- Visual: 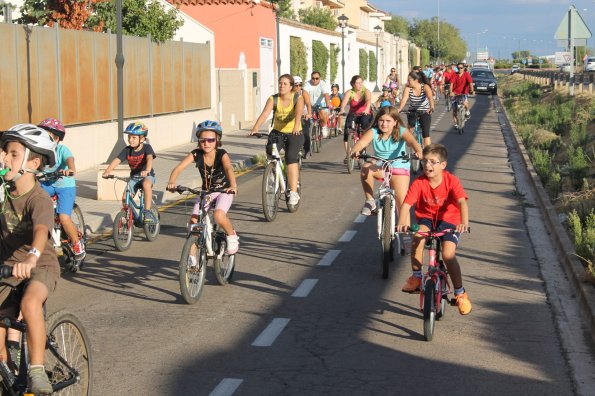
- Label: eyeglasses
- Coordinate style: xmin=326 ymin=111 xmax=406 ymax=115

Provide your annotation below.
xmin=421 ymin=159 xmax=443 ymax=166
xmin=312 ymin=77 xmax=320 ymax=80
xmin=295 ymin=83 xmax=302 ymax=87
xmin=198 ymin=137 xmax=217 ymax=144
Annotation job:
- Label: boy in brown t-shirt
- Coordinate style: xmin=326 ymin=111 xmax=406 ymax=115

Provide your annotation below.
xmin=0 ymin=124 xmax=60 ymax=394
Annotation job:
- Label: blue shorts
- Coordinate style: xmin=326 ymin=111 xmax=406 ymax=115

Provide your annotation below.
xmin=41 ymin=185 xmax=76 ymax=216
xmin=128 ymin=175 xmax=156 ymax=195
xmin=417 ymin=218 xmax=460 ymax=245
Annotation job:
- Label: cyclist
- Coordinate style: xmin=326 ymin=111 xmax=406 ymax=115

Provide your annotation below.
xmin=0 ymin=124 xmax=60 ymax=394
xmin=375 ymin=85 xmax=395 ymax=109
xmin=102 ymin=122 xmax=158 ymax=224
xmin=303 ymin=71 xmax=331 ymax=138
xmin=166 ymin=120 xmax=239 ymax=255
xmin=450 ymin=62 xmax=475 ymax=129
xmin=396 ymin=143 xmax=471 ymax=315
xmin=433 ymin=66 xmax=443 ymax=100
xmin=396 ymin=71 xmax=435 ymax=147
xmin=36 ymin=118 xmax=85 ymax=260
xmin=350 ymin=106 xmax=423 ymax=216
xmin=293 ymin=76 xmax=313 ymax=158
xmin=385 ymin=67 xmax=400 ymax=89
xmin=250 ymin=74 xmax=304 ymax=206
xmin=443 ymin=64 xmax=456 ymax=102
xmin=329 ymin=83 xmax=343 ymax=134
xmin=339 ymin=75 xmax=373 ymax=164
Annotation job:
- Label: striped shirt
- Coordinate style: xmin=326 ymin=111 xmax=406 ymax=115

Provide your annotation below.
xmin=408 ymin=86 xmax=430 ymax=112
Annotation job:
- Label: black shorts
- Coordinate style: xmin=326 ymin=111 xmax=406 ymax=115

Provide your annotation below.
xmin=406 ymin=111 xmax=431 ymax=139
xmin=344 ymin=113 xmax=373 ymax=142
xmin=266 ymin=130 xmax=305 ymax=165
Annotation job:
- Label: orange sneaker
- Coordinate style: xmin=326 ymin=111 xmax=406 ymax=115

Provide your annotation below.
xmin=401 ymin=275 xmax=421 ymax=293
xmin=455 ymin=292 xmax=472 ymax=315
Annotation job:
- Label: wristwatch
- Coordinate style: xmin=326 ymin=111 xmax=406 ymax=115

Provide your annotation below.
xmin=27 ymin=248 xmax=41 ymax=259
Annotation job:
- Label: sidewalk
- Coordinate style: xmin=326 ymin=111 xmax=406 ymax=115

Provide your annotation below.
xmin=75 ymin=128 xmax=266 ymax=235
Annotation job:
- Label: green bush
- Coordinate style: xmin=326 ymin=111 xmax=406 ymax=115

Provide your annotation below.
xmin=290 ymin=36 xmax=307 ymax=82
xmin=330 ymin=44 xmax=339 ymax=84
xmin=312 ymin=40 xmax=329 ymax=80
xmin=568 ymin=209 xmax=595 ymax=264
xmin=567 ymin=146 xmax=589 ymax=188
xmin=359 ymin=49 xmax=368 ymax=81
xmin=369 ymin=50 xmax=377 ymax=83
xmin=298 ymin=7 xmax=337 ymax=31
xmin=570 ymin=123 xmax=588 ymax=146
xmin=546 ymin=170 xmax=561 ymax=198
xmin=529 ymin=146 xmax=552 ymax=185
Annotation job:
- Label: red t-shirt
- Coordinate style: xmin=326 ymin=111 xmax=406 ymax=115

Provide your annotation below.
xmin=450 ymin=72 xmax=473 ymax=95
xmin=443 ymin=70 xmax=455 ymax=84
xmin=404 ymin=171 xmax=468 ymax=225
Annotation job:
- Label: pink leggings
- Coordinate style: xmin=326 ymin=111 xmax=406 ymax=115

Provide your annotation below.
xmin=192 ymin=192 xmax=234 ymax=215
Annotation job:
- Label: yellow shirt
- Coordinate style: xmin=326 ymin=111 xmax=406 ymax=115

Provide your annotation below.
xmin=271 ymin=94 xmax=301 ymax=133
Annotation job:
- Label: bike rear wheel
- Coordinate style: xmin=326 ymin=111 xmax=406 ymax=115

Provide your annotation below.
xmin=213 ymin=234 xmax=236 ymax=285
xmin=457 ymin=106 xmax=465 ymax=135
xmin=423 ymin=279 xmax=437 ymax=341
xmin=113 ymin=209 xmax=133 ymax=251
xmin=71 ymin=204 xmax=86 ymax=241
xmin=347 ymin=133 xmax=355 ymax=173
xmin=45 ymin=311 xmax=93 ymax=395
xmin=179 ymin=235 xmax=207 ymax=304
xmin=312 ymin=124 xmax=321 ymax=153
xmin=262 ymin=162 xmax=280 ymax=222
xmin=381 ymin=197 xmax=392 ymax=279
xmin=143 ymin=199 xmax=160 ymax=242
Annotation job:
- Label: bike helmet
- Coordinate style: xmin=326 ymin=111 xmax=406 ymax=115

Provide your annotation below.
xmin=195 ymin=120 xmax=222 ymax=139
xmin=382 ymin=84 xmax=391 ymax=92
xmin=1 ymin=124 xmax=57 ymax=170
xmin=124 ymin=122 xmax=148 ymax=136
xmin=293 ymin=76 xmax=303 ymax=85
xmin=38 ymin=117 xmax=66 ymax=141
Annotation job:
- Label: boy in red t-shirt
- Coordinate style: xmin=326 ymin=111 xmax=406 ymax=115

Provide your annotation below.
xmin=396 ymin=143 xmax=472 ymax=315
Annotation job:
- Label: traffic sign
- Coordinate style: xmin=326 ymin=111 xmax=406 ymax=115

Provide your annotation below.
xmin=554 ymin=5 xmax=592 ymax=40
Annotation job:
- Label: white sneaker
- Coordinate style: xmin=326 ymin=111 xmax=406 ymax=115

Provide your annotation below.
xmin=454 ymin=124 xmax=459 ymax=129
xmin=360 ymin=199 xmax=376 ymax=216
xmin=226 ymin=234 xmax=239 ymax=255
xmin=465 ymin=110 xmax=471 ymax=118
xmin=322 ymin=127 xmax=329 ymax=138
xmin=288 ymin=191 xmax=300 ymax=205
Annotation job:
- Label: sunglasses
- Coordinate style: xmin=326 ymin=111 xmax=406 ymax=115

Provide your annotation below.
xmin=198 ymin=137 xmax=217 ymax=144
xmin=311 ymin=77 xmax=320 ymax=80
xmin=295 ymin=83 xmax=302 ymax=86
xmin=391 ymin=70 xmax=396 ymax=72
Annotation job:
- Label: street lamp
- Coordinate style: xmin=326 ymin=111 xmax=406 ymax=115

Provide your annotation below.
xmin=338 ymin=14 xmax=349 ymax=91
xmin=374 ymin=25 xmax=382 ymax=92
xmin=475 ymin=29 xmax=488 ymax=62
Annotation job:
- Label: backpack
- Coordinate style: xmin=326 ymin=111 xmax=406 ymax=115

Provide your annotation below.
xmin=271 ymin=93 xmax=299 ymax=127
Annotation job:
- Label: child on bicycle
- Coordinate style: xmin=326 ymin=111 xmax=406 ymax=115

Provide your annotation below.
xmin=166 ymin=120 xmax=239 ymax=255
xmin=350 ymin=106 xmax=423 ymax=216
xmin=375 ymin=85 xmax=395 ymax=109
xmin=0 ymin=124 xmax=60 ymax=394
xmin=396 ymin=143 xmax=472 ymax=315
xmin=102 ymin=122 xmax=158 ymax=224
xmin=37 ymin=118 xmax=85 ymax=260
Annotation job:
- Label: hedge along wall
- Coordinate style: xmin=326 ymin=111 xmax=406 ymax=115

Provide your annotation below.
xmin=369 ymin=50 xmax=377 ymax=83
xmin=330 ymin=44 xmax=339 ymax=84
xmin=359 ymin=49 xmax=368 ymax=81
xmin=312 ymin=40 xmax=329 ymax=80
xmin=290 ymin=36 xmax=308 ymax=81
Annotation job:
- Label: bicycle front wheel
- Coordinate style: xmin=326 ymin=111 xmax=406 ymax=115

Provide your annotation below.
xmin=347 ymin=134 xmax=355 ymax=174
xmin=423 ymin=279 xmax=436 ymax=341
xmin=313 ymin=124 xmax=321 ymax=153
xmin=381 ymin=197 xmax=392 ymax=279
xmin=113 ymin=210 xmax=133 ymax=251
xmin=143 ymin=200 xmax=160 ymax=241
xmin=179 ymin=235 xmax=207 ymax=304
xmin=410 ymin=131 xmax=422 ymax=174
xmin=45 ymin=311 xmax=93 ymax=395
xmin=262 ymin=162 xmax=280 ymax=222
xmin=214 ymin=234 xmax=236 ymax=285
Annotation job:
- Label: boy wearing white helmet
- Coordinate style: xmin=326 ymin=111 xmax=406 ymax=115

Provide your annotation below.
xmin=0 ymin=124 xmax=59 ymax=394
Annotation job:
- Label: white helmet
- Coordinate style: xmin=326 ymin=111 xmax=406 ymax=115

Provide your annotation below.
xmin=1 ymin=124 xmax=57 ymax=168
xmin=293 ymin=76 xmax=302 ymax=85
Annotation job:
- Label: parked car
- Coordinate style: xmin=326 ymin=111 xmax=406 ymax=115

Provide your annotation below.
xmin=511 ymin=64 xmax=520 ymax=74
xmin=470 ymin=69 xmax=497 ymax=94
xmin=561 ymin=63 xmax=572 ymax=73
xmin=585 ymin=57 xmax=595 ymax=72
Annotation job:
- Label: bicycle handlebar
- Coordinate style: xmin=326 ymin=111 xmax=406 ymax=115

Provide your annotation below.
xmin=37 ymin=170 xmax=74 ymax=181
xmin=357 ymin=152 xmax=417 ymax=162
xmin=174 ymin=186 xmax=235 ymax=195
xmin=397 ymin=226 xmax=471 ymax=235
xmin=251 ymin=132 xmax=269 ymax=139
xmin=102 ymin=175 xmax=141 ymax=182
xmin=0 ymin=265 xmax=13 ymax=279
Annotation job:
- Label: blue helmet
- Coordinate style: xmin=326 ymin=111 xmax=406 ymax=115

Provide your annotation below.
xmin=195 ymin=120 xmax=222 ymax=139
xmin=124 ymin=122 xmax=148 ymax=136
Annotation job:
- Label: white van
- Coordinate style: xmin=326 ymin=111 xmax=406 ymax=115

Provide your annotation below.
xmin=473 ymin=61 xmax=491 ymax=70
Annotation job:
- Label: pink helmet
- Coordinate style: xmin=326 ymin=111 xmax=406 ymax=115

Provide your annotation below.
xmin=38 ymin=118 xmax=66 ymax=141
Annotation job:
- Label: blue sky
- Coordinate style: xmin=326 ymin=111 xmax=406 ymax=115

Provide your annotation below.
xmin=373 ymin=0 xmax=595 ymax=58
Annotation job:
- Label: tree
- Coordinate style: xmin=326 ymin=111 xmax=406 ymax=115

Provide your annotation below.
xmin=19 ymin=0 xmax=107 ymax=31
xmin=512 ymin=50 xmax=531 ymax=60
xmin=384 ymin=15 xmax=409 ymax=38
xmin=87 ymin=0 xmax=183 ymax=42
xmin=298 ymin=7 xmax=336 ymax=31
xmin=312 ymin=40 xmax=329 ymax=80
xmin=359 ymin=49 xmax=368 ymax=80
xmin=290 ymin=36 xmax=307 ymax=81
xmin=276 ymin=0 xmax=295 ymax=19
xmin=329 ymin=44 xmax=339 ymax=84
xmin=408 ymin=17 xmax=466 ymax=63
xmin=369 ymin=50 xmax=377 ymax=82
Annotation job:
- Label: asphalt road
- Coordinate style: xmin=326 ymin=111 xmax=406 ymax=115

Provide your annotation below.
xmin=47 ymin=94 xmax=592 ymax=395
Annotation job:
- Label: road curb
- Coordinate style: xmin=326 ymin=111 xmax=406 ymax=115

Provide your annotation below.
xmin=497 ymin=96 xmax=595 ymax=345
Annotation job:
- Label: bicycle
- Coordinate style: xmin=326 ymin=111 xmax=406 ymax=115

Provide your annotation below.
xmin=37 ymin=170 xmax=88 ymax=273
xmin=397 ymin=225 xmax=468 ymax=341
xmin=358 ymin=152 xmax=415 ymax=279
xmin=403 ymin=110 xmax=425 ymax=174
xmin=328 ymin=108 xmax=340 ymax=138
xmin=310 ymin=106 xmax=325 ymax=153
xmin=0 ymin=265 xmax=93 ymax=395
xmin=444 ymin=84 xmax=452 ymax=111
xmin=453 ymin=94 xmax=467 ymax=135
xmin=173 ymin=186 xmax=237 ymax=304
xmin=102 ymin=175 xmax=160 ymax=251
xmin=344 ymin=114 xmax=367 ymax=174
xmin=253 ymin=132 xmax=302 ymax=222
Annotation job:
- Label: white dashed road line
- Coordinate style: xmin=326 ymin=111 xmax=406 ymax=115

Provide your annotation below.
xmin=209 ymin=378 xmax=243 ymax=396
xmin=317 ymin=250 xmax=341 ymax=266
xmin=291 ymin=279 xmax=319 ymax=297
xmin=338 ymin=230 xmax=357 ymax=242
xmin=251 ymin=318 xmax=291 ymax=347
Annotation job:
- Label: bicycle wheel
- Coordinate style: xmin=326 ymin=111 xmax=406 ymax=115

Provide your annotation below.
xmin=71 ymin=204 xmax=86 ymax=241
xmin=113 ymin=210 xmax=133 ymax=251
xmin=143 ymin=199 xmax=160 ymax=242
xmin=286 ymin=170 xmax=301 ymax=213
xmin=445 ymin=95 xmax=451 ymax=111
xmin=179 ymin=235 xmax=207 ymax=304
xmin=457 ymin=106 xmax=465 ymax=135
xmin=262 ymin=162 xmax=280 ymax=222
xmin=213 ymin=233 xmax=236 ymax=285
xmin=346 ymin=134 xmax=355 ymax=174
xmin=423 ymin=279 xmax=436 ymax=341
xmin=381 ymin=197 xmax=392 ymax=279
xmin=437 ymin=274 xmax=448 ymax=321
xmin=45 ymin=311 xmax=93 ymax=395
xmin=313 ymin=124 xmax=321 ymax=153
xmin=410 ymin=132 xmax=421 ymax=174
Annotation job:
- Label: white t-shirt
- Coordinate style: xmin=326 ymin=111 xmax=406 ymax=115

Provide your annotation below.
xmin=303 ymin=80 xmax=329 ymax=108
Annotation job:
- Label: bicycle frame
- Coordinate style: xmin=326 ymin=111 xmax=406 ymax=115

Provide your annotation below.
xmin=121 ymin=178 xmax=146 ymax=224
xmin=187 ymin=192 xmax=223 ymax=260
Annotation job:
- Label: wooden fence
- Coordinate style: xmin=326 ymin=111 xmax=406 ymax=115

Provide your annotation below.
xmin=0 ymin=23 xmax=211 ymax=129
